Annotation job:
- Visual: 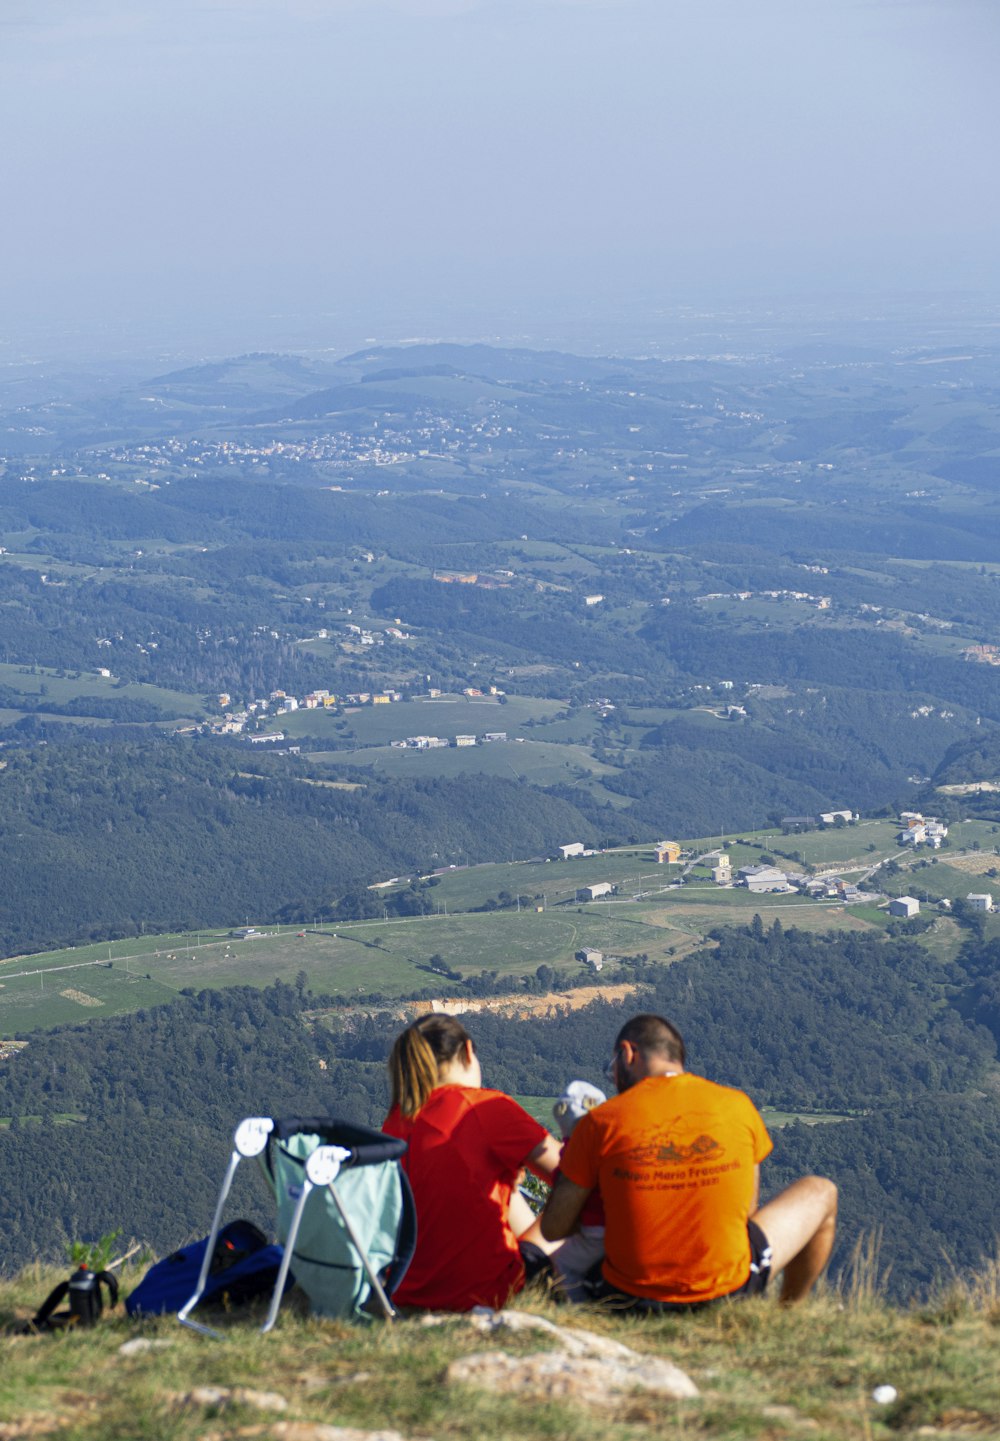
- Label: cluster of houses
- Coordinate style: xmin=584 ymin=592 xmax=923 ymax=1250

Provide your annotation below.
xmin=696 ymin=588 xmax=832 ymax=609
xmin=391 ymin=732 xmax=509 ymax=751
xmin=961 ymin=644 xmax=1000 ymax=666
xmin=207 ymin=683 xmax=507 ymax=738
xmin=897 ymin=812 xmax=949 ymax=848
xmin=733 ymin=862 xmax=865 ymax=903
xmin=210 ymin=686 xmax=398 ymax=736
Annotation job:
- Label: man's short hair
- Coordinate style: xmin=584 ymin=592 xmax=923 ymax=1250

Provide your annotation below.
xmin=615 ymin=1013 xmax=686 ymax=1065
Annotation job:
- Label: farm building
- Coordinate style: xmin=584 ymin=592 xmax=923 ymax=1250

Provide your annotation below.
xmin=576 ymin=947 xmax=604 ymax=970
xmin=739 ymin=865 xmax=791 ymax=894
xmin=583 ymin=882 xmax=614 ymax=901
xmin=967 ymin=893 xmax=994 ymax=912
xmin=781 ymin=816 xmax=818 ymax=831
xmin=888 ymin=897 xmax=920 ymax=919
xmin=559 ymin=842 xmax=586 ymax=860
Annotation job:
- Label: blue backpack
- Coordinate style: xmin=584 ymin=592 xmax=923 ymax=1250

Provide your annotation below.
xmin=126 ymin=1220 xmax=288 ymax=1318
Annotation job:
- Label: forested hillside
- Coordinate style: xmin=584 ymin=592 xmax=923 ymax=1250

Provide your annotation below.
xmin=0 ymin=739 xmax=607 ymax=956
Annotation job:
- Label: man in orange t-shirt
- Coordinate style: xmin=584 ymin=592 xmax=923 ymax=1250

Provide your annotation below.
xmin=541 ymin=1014 xmax=837 ymax=1311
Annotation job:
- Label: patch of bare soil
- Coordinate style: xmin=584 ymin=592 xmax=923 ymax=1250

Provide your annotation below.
xmin=409 ymin=982 xmax=643 ymax=1020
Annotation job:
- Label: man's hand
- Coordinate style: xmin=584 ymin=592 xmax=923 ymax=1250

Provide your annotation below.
xmin=540 ymin=1173 xmax=592 ymax=1241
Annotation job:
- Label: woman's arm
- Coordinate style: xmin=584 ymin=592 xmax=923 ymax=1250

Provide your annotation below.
xmin=524 ymin=1132 xmax=562 ymax=1181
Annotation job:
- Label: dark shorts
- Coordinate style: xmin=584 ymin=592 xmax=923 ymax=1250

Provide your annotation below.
xmin=585 ymin=1219 xmax=773 ymax=1314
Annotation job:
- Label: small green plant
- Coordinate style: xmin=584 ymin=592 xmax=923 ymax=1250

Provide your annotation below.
xmin=66 ymin=1228 xmax=123 ymax=1271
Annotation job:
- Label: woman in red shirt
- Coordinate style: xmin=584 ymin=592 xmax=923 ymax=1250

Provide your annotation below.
xmin=383 ymin=1014 xmax=562 ymax=1311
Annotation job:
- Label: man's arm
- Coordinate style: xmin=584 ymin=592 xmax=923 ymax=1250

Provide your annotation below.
xmin=539 ymin=1173 xmax=592 ymax=1242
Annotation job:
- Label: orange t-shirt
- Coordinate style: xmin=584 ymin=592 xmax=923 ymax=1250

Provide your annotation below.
xmin=560 ymin=1072 xmax=772 ymax=1304
xmin=383 ymin=1085 xmax=547 ymax=1311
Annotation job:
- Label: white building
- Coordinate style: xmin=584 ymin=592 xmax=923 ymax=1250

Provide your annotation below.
xmin=889 ymin=897 xmax=920 ymax=919
xmin=583 ymin=882 xmax=613 ymax=901
xmin=967 ymin=893 xmax=994 ymax=912
xmin=739 ymin=865 xmax=791 ymax=894
xmin=559 ymin=842 xmax=586 ymax=860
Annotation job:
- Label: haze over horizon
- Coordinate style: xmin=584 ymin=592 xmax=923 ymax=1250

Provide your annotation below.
xmin=2 ymin=0 xmax=999 ymax=361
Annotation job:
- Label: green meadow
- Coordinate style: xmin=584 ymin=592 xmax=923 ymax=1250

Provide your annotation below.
xmin=274 ymin=693 xmax=564 ymax=745
xmin=0 ymin=661 xmax=206 ymax=723
xmin=311 ymin=738 xmax=619 ymax=791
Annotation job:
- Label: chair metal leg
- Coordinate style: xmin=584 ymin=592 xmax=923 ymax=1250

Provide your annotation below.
xmin=326 ymin=1179 xmax=396 ymax=1320
xmin=260 ymin=1178 xmax=313 ymax=1333
xmin=178 ymin=1149 xmax=241 ymax=1338
xmin=178 ymin=1117 xmax=274 ymax=1338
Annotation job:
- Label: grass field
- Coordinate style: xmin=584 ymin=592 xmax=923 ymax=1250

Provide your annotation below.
xmin=881 ymin=861 xmax=998 ymax=905
xmin=311 ymin=738 xmax=622 ymax=791
xmin=421 ymin=849 xmax=688 ymax=909
xmin=0 ymin=889 xmax=880 ymax=1037
xmin=784 ymin=821 xmax=901 ymax=867
xmin=0 ymin=911 xmax=663 ymax=1035
xmin=275 ymin=694 xmax=564 ymax=746
xmin=0 ymin=662 xmax=206 ymax=720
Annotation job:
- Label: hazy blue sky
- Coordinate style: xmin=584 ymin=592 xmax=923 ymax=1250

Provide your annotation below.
xmin=2 ymin=0 xmax=998 ymax=356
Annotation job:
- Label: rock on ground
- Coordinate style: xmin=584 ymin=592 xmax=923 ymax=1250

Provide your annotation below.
xmin=427 ymin=1307 xmax=698 ymax=1407
xmin=447 ymin=1347 xmax=698 ymax=1407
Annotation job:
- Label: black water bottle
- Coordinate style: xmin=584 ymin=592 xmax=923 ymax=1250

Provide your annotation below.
xmin=68 ymin=1265 xmax=102 ymax=1326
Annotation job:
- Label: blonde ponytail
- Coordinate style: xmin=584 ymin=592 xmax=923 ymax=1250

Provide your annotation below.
xmin=388 ymin=1014 xmax=472 ymax=1118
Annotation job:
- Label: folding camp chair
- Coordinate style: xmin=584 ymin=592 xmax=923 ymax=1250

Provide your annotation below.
xmin=178 ymin=1116 xmax=416 ymax=1337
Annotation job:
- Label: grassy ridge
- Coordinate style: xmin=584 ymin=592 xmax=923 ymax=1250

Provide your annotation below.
xmin=0 ymin=1268 xmax=998 ymax=1440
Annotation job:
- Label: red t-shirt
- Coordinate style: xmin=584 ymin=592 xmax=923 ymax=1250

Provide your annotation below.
xmin=383 ymin=1085 xmax=548 ymax=1311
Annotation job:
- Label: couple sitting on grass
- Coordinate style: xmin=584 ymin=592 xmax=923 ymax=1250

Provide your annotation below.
xmin=382 ymin=1011 xmax=837 ymax=1314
